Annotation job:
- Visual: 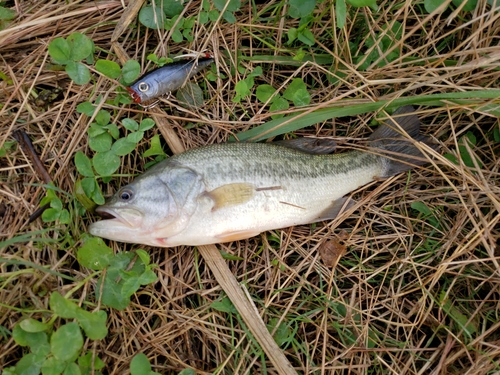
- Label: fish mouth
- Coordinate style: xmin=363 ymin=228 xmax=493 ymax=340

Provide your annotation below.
xmin=95 ymin=206 xmax=143 ymax=228
xmin=126 ymin=87 xmax=142 ymax=103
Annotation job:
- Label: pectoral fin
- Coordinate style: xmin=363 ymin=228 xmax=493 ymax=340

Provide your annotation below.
xmin=206 ymin=183 xmax=255 ymax=211
xmin=216 ymin=229 xmax=261 ymax=242
xmin=313 ymin=197 xmax=355 ymax=222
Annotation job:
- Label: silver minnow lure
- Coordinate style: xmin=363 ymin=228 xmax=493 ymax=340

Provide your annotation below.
xmin=89 ymin=106 xmax=437 ymax=248
xmin=127 ymin=54 xmax=214 ymax=104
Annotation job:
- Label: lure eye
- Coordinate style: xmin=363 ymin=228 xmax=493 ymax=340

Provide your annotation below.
xmin=119 ymin=189 xmax=133 ymax=201
xmin=138 ymin=82 xmax=149 ymax=92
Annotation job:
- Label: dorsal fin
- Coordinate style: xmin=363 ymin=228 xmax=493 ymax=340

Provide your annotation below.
xmin=274 ymin=138 xmax=337 ymax=154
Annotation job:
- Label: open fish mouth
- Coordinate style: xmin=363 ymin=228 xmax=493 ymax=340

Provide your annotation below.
xmin=94 ymin=206 xmax=143 ymax=228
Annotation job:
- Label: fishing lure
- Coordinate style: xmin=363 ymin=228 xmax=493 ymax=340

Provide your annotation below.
xmin=127 ymin=53 xmax=214 ymax=105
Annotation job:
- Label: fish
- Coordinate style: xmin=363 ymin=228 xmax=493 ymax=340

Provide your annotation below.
xmin=89 ymin=106 xmax=436 ymax=247
xmin=126 ymin=54 xmax=214 ymax=104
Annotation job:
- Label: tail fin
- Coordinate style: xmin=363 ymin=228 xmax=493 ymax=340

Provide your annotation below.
xmin=369 ymin=106 xmax=438 ymax=178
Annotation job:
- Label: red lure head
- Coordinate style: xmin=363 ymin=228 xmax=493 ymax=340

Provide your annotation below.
xmin=126 ymin=86 xmax=142 ymax=104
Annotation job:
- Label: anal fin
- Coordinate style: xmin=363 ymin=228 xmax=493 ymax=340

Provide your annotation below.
xmin=313 ymin=197 xmax=355 ymax=222
xmin=216 ymin=229 xmax=261 ymax=242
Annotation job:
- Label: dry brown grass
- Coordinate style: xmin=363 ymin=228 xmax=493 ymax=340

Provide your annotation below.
xmin=1 ymin=0 xmax=500 ymax=374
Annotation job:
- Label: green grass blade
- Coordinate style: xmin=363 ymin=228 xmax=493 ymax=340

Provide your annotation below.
xmin=235 ymin=90 xmax=500 ymax=142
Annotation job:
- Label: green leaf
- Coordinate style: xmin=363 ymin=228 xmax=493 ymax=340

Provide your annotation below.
xmin=210 ymin=297 xmax=237 ymax=314
xmin=464 ymin=131 xmax=477 ymax=145
xmin=139 ymin=6 xmax=164 ymax=29
xmin=13 ymin=324 xmax=48 ymax=347
xmin=452 ymin=0 xmax=477 ymax=11
xmin=176 ymin=82 xmax=204 ymax=108
xmin=80 ymin=177 xmax=96 ymax=197
xmin=50 ymin=197 xmax=63 ymax=211
xmin=106 ymin=123 xmax=120 ymax=139
xmin=288 ymin=0 xmax=316 ymax=18
xmin=59 ymin=209 xmax=70 ymax=224
xmin=63 ymin=362 xmax=81 ymax=375
xmin=208 ymin=9 xmax=219 ymax=21
xmin=76 ymin=310 xmax=108 ymax=340
xmin=178 ymin=369 xmax=196 ymax=375
xmin=213 ymin=0 xmax=241 ymax=12
xmin=91 ymin=186 xmax=105 ymax=205
xmin=162 ymin=0 xmax=185 ymax=17
xmin=112 ymin=138 xmax=137 ymax=156
xmin=92 ymin=151 xmax=120 ymax=176
xmin=298 ymin=29 xmax=315 ymax=46
xmin=336 ymin=0 xmax=347 ymax=28
xmin=143 ymin=135 xmax=166 ymax=158
xmin=424 ymin=0 xmax=447 ymax=12
xmin=283 ymin=78 xmax=311 ymax=106
xmin=67 ymin=32 xmax=93 ymax=61
xmin=233 ymin=78 xmax=252 ymax=102
xmin=256 ymin=84 xmax=277 ymax=103
xmin=287 ymin=27 xmax=298 ymax=44
xmin=139 ymin=118 xmax=155 ymax=131
xmin=89 ymin=124 xmax=107 ymax=137
xmin=74 ymin=151 xmax=94 ymax=177
xmin=42 ymin=357 xmax=67 ymax=375
xmin=20 ymin=318 xmax=51 ymax=333
xmin=75 ymin=178 xmax=97 ymax=212
xmin=77 ymin=236 xmax=113 ymax=270
xmin=269 ymin=96 xmax=289 ymax=118
xmin=346 ymin=0 xmax=378 ymax=10
xmin=440 ymin=292 xmax=478 ymax=337
xmin=122 ymin=118 xmax=139 ymax=131
xmin=95 ymin=60 xmax=121 ymax=79
xmin=78 ymin=352 xmax=105 ymax=372
xmin=48 ymin=38 xmax=71 ymax=65
xmin=136 ymin=249 xmax=150 ymax=266
xmin=171 ymin=28 xmax=184 ymax=43
xmin=50 ymin=292 xmax=79 ymax=319
xmin=66 ymin=61 xmax=91 ymax=85
xmin=267 ymin=317 xmax=292 ymax=347
xmin=0 ymin=140 xmax=16 ymax=157
xmin=15 ymin=353 xmax=44 ymax=375
xmin=0 ymin=7 xmax=16 ymax=21
xmin=121 ymin=276 xmax=141 ymax=299
xmin=138 ymin=269 xmax=157 ymax=285
xmin=127 ymin=131 xmax=144 ymax=144
xmin=76 ymin=101 xmax=95 ymax=116
xmin=494 ymin=127 xmax=500 ymax=143
xmin=198 ymin=11 xmax=209 ymax=24
xmin=51 ymin=323 xmax=83 ymax=362
xmin=95 ymin=110 xmax=111 ymax=126
xmin=411 ymin=202 xmax=440 ymax=229
xmin=42 ymin=208 xmax=60 ymax=222
xmin=130 ymin=353 xmax=152 ymax=375
xmin=249 ymin=66 xmax=263 ymax=77
xmin=222 ymin=10 xmax=237 ymax=23
xmin=89 ymin=132 xmax=112 ymax=153
xmin=122 ymin=60 xmax=141 ymax=84
xmin=98 ymin=252 xmax=136 ymax=310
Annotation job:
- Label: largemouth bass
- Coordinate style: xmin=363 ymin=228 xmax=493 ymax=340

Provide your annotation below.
xmin=89 ymin=106 xmax=435 ymax=247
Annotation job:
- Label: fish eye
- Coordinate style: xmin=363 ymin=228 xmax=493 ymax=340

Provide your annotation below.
xmin=119 ymin=189 xmax=133 ymax=201
xmin=138 ymin=82 xmax=149 ymax=92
